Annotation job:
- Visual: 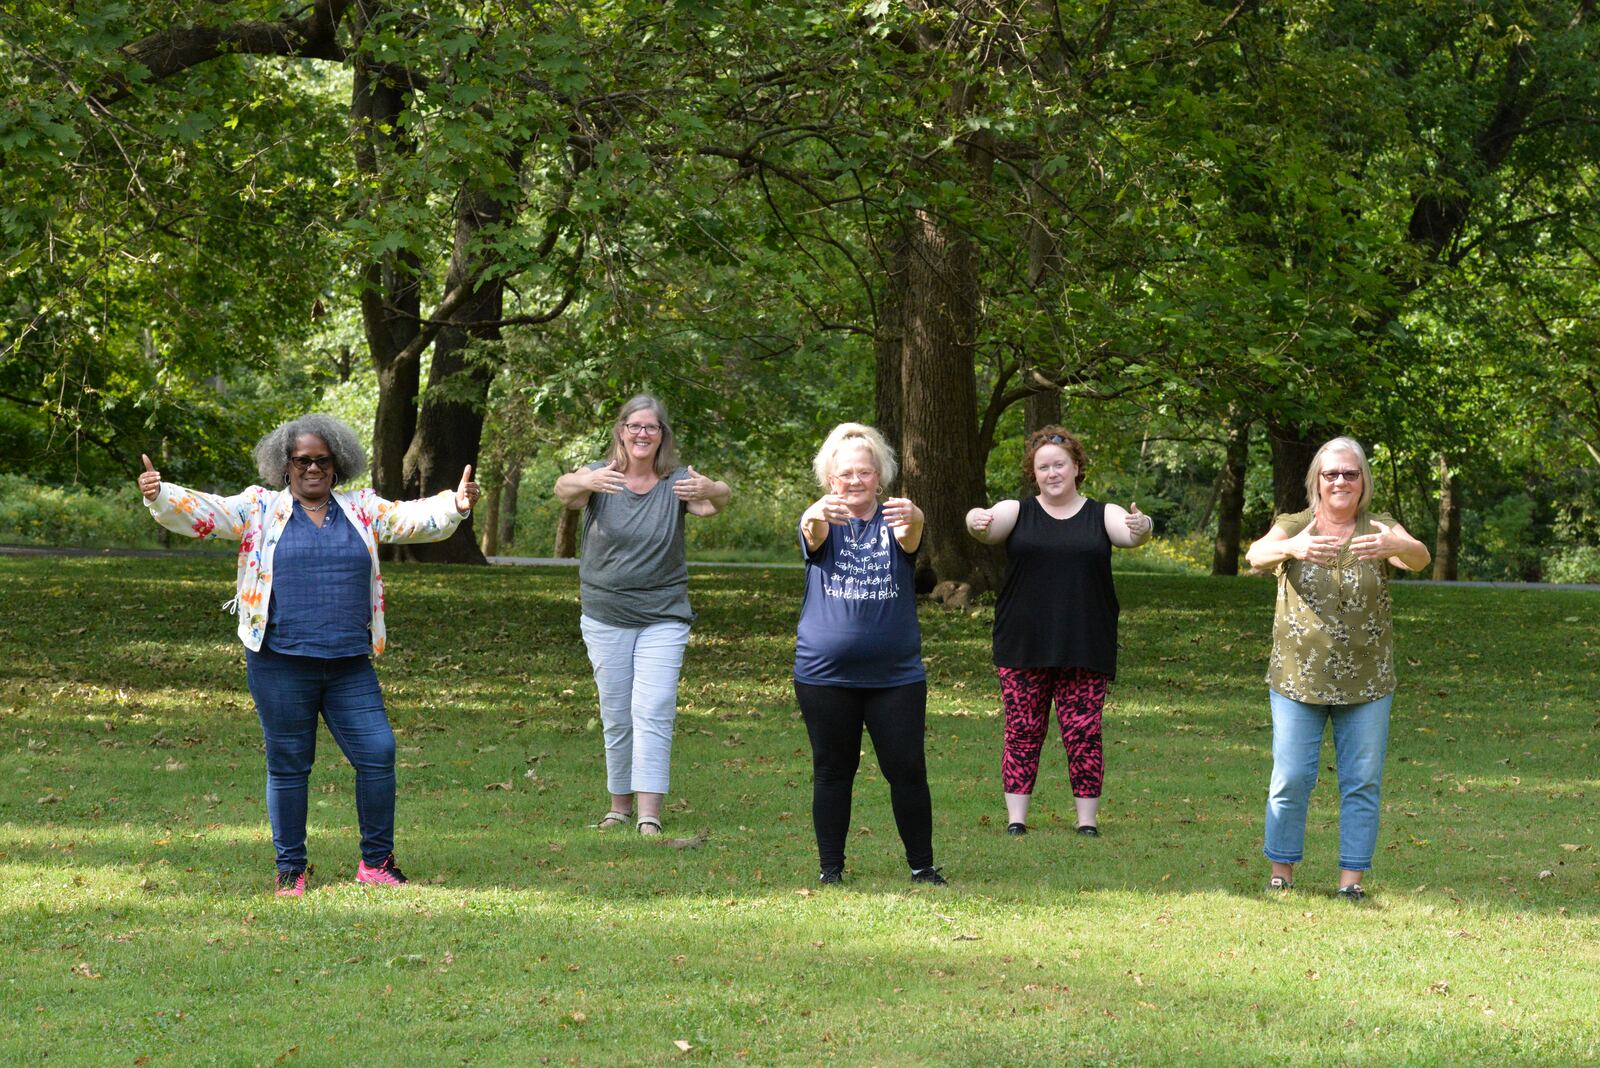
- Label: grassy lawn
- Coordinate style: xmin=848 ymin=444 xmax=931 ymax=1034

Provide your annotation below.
xmin=2 ymin=555 xmax=1597 ymax=1066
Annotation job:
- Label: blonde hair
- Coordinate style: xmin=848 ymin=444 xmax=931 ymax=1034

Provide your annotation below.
xmin=812 ymin=423 xmax=897 ymax=489
xmin=1305 ymin=436 xmax=1374 ymax=512
xmin=605 ymin=394 xmax=679 ymax=477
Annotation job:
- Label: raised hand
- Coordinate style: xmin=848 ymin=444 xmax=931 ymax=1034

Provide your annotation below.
xmin=881 ymin=496 xmax=920 ymax=532
xmin=455 ymin=464 xmax=481 ymax=513
xmin=1350 ymin=520 xmax=1396 ymax=561
xmin=1124 ymin=501 xmax=1153 ymax=539
xmin=584 ymin=463 xmax=627 ymax=495
xmin=672 ymin=465 xmax=713 ymax=502
xmin=968 ymin=508 xmax=995 ymax=534
xmin=138 ymin=454 xmax=161 ymax=501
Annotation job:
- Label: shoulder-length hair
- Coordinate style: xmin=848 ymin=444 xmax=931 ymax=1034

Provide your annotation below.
xmin=1022 ymin=425 xmax=1087 ymax=491
xmin=254 ymin=414 xmax=368 ymax=487
xmin=1304 ymin=435 xmax=1374 ymax=512
xmin=812 ymin=422 xmax=897 ymax=489
xmin=605 ymin=394 xmax=679 ymax=478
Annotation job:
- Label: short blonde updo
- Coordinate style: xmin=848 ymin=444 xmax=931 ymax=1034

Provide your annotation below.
xmin=812 ymin=423 xmax=897 ymax=489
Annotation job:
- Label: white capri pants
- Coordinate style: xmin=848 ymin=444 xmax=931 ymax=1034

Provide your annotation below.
xmin=580 ymin=615 xmax=691 ymax=796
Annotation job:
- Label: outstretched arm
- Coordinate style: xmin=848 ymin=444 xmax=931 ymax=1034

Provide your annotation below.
xmin=555 ymin=463 xmax=624 ymax=510
xmin=965 ymin=499 xmax=1020 ymax=544
xmin=1104 ymin=501 xmax=1153 ymax=549
xmin=138 ymin=453 xmax=251 ymax=541
xmin=1351 ymin=520 xmax=1431 ymax=571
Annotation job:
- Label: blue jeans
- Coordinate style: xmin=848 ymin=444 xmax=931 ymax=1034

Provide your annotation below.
xmin=579 ymin=615 xmax=691 ymax=796
xmin=1263 ymin=689 xmax=1393 ymax=872
xmin=245 ymin=648 xmax=397 ymax=872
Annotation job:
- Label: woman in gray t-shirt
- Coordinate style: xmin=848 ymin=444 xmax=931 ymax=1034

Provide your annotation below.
xmin=554 ymin=395 xmax=731 ymax=835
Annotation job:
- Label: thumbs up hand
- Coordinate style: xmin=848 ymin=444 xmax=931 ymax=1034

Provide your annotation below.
xmin=138 ymin=454 xmax=162 ymax=501
xmin=455 ymin=464 xmax=481 ymax=514
xmin=1124 ymin=501 xmax=1153 ymax=540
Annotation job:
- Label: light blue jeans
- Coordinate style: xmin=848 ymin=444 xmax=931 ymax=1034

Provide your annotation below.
xmin=580 ymin=615 xmax=691 ymax=796
xmin=1263 ymin=689 xmax=1393 ymax=872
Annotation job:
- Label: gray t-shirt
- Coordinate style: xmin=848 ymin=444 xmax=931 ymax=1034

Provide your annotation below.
xmin=579 ymin=462 xmax=693 ymax=627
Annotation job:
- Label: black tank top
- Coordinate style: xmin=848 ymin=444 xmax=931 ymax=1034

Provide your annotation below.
xmin=992 ymin=496 xmax=1119 ymax=676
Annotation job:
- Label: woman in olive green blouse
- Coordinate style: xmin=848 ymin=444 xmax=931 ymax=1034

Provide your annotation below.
xmin=1244 ymin=436 xmax=1430 ymax=901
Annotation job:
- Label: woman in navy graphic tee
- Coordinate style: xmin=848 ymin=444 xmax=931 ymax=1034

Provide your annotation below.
xmin=794 ymin=423 xmax=945 ymax=886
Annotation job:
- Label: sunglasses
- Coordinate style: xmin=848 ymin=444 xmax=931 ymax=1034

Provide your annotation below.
xmin=1319 ymin=469 xmax=1362 ymax=483
xmin=289 ymin=454 xmax=335 ymax=471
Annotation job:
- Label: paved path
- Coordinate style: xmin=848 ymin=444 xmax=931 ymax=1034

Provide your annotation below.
xmin=2 ymin=544 xmax=1594 ymax=588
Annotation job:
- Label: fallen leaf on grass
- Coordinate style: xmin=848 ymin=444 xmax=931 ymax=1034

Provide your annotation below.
xmin=1427 ymin=981 xmax=1450 ymax=995
xmin=658 ymin=833 xmax=708 ymax=849
xmin=162 ymin=758 xmax=186 ymax=772
xmin=953 ymin=933 xmax=981 ymax=942
xmin=70 ymin=963 xmax=102 ymax=980
xmin=1305 ymin=970 xmax=1321 ymax=981
xmin=673 ymin=1040 xmax=692 ymax=1052
xmin=1538 ymin=870 xmax=1554 ymax=880
xmin=483 ymin=781 xmax=513 ymax=791
xmin=139 ymin=878 xmax=158 ymax=892
xmin=274 ymin=1047 xmax=299 ymax=1063
xmin=795 ymin=888 xmax=814 ymax=897
xmin=570 ymin=1011 xmax=587 ymax=1024
xmin=36 ymin=793 xmax=62 ymax=805
xmin=386 ymin=954 xmax=428 ymax=968
xmin=1560 ymin=843 xmax=1585 ymax=852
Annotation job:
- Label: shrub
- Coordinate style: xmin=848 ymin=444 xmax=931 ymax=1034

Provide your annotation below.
xmin=0 ymin=475 xmax=162 ymax=549
xmin=1543 ymin=544 xmax=1600 ymax=585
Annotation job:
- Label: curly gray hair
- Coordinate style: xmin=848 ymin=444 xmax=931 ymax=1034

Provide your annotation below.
xmin=254 ymin=414 xmax=368 ymax=486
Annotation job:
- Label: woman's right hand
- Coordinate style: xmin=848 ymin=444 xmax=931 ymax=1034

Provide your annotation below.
xmin=817 ymin=493 xmax=852 ymax=525
xmin=1284 ymin=526 xmax=1342 ymax=565
xmin=967 ymin=508 xmax=995 ymax=534
xmin=138 ymin=454 xmax=161 ymax=501
xmin=584 ymin=464 xmax=627 ymax=495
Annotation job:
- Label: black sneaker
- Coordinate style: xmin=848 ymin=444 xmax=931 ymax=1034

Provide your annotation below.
xmin=1075 ymin=825 xmax=1100 ymax=837
xmin=818 ymin=867 xmax=843 ymax=886
xmin=1006 ymin=822 xmax=1027 ymax=836
xmin=910 ymin=866 xmax=948 ymax=886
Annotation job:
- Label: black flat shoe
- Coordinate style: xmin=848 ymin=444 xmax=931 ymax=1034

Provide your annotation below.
xmin=1336 ymin=883 xmax=1365 ymax=902
xmin=1006 ymin=822 xmax=1027 ymax=836
xmin=818 ymin=868 xmax=843 ymax=886
xmin=1075 ymin=825 xmax=1100 ymax=837
xmin=910 ymin=866 xmax=948 ymax=886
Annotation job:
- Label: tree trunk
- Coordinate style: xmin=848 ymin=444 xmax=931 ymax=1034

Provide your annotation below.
xmin=899 ymin=206 xmax=1001 ymax=593
xmin=1024 ymin=390 xmax=1060 ymax=436
xmin=1212 ymin=414 xmax=1249 ymax=576
xmin=1267 ymin=423 xmax=1326 ymax=517
xmin=397 ymin=174 xmax=519 ymax=564
xmin=351 ymin=60 xmax=423 ymax=504
xmin=554 ymin=505 xmax=580 ymax=558
xmin=497 ymin=458 xmax=522 ymax=552
xmin=1433 ymin=454 xmax=1460 ymax=581
xmin=478 ymin=460 xmax=502 ymax=557
xmin=874 ymin=224 xmax=908 ymax=495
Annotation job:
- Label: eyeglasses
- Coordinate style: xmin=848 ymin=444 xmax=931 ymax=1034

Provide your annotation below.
xmin=289 ymin=455 xmax=335 ymax=471
xmin=623 ymin=422 xmax=663 ymax=437
xmin=1320 ymin=469 xmax=1362 ymax=483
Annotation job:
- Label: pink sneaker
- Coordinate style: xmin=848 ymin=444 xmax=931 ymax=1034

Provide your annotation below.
xmin=355 ymin=854 xmax=409 ymax=886
xmin=275 ymin=870 xmax=307 ymax=897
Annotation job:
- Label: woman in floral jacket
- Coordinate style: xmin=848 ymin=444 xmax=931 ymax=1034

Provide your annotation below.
xmin=1244 ymin=436 xmax=1429 ymax=902
xmin=139 ymin=414 xmax=479 ymax=897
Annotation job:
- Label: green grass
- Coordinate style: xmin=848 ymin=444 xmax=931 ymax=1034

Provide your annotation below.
xmin=2 ymin=557 xmax=1597 ymax=1066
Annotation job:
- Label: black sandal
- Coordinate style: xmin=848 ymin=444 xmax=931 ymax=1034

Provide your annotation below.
xmin=1267 ymin=875 xmax=1294 ymax=891
xmin=1336 ymin=882 xmax=1365 ymax=902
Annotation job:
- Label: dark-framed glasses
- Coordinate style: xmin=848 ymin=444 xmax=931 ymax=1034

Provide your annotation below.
xmin=290 ymin=454 xmax=335 ymax=471
xmin=624 ymin=422 xmax=663 ymax=437
xmin=1320 ymin=469 xmax=1361 ymax=483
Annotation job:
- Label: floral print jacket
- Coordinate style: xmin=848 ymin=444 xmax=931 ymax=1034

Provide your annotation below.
xmin=145 ymin=483 xmax=467 ymax=656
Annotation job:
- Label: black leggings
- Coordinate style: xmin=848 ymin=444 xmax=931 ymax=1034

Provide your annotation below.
xmin=794 ymin=680 xmax=934 ymax=871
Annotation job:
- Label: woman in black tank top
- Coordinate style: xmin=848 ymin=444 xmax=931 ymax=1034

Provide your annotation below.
xmin=965 ymin=427 xmax=1153 ymax=837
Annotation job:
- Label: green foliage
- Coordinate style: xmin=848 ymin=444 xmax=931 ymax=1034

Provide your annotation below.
xmin=1544 ymin=544 xmax=1600 ymax=585
xmin=0 ymin=475 xmax=161 ymax=548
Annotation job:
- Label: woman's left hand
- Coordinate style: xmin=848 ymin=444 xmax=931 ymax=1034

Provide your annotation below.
xmin=1124 ymin=501 xmax=1153 ymax=539
xmin=882 ymin=496 xmax=920 ymax=532
xmin=1350 ymin=520 xmax=1399 ymax=561
xmin=456 ymin=465 xmax=482 ymax=514
xmin=673 ymin=466 xmax=715 ymax=502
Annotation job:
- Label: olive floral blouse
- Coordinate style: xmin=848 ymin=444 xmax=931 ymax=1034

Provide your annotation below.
xmin=1266 ymin=508 xmax=1398 ymax=704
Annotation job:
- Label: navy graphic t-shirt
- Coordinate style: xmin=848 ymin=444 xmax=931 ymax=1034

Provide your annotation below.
xmin=793 ymin=506 xmax=924 ymax=687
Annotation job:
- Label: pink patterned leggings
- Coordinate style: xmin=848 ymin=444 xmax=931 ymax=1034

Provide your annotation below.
xmin=998 ymin=666 xmax=1108 ymax=798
